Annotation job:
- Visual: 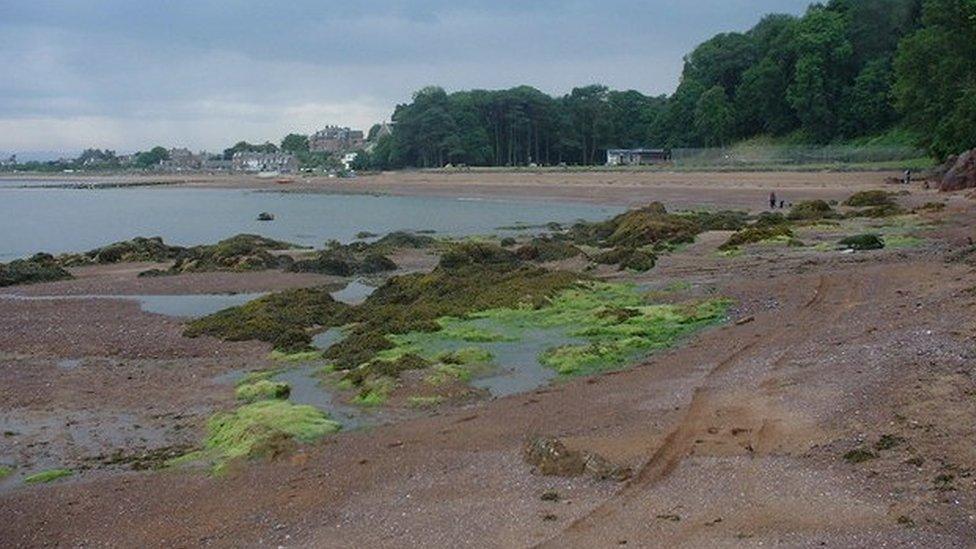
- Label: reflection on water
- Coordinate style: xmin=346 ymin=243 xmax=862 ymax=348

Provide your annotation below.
xmin=0 ymin=292 xmax=265 ymax=318
xmin=0 ymin=185 xmax=620 ymax=260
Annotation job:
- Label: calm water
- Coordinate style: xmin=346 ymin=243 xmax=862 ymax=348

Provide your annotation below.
xmin=0 ymin=183 xmax=620 ymax=260
xmin=0 ymin=292 xmax=265 ymax=318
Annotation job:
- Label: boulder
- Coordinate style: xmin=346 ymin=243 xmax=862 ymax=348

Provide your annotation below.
xmin=940 ymin=149 xmax=976 ymax=192
xmin=523 ymin=437 xmax=632 ymax=481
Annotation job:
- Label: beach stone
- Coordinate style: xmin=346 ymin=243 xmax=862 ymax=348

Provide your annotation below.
xmin=940 ymin=149 xmax=976 ymax=192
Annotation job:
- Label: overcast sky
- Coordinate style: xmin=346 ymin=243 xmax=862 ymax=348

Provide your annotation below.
xmin=1 ymin=1 xmax=812 ymax=155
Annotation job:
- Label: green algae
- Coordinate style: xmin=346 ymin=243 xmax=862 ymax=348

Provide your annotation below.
xmin=270 ymin=349 xmax=323 ymax=362
xmin=322 ymin=242 xmax=581 ymax=372
xmin=371 ymin=282 xmax=730 ymax=379
xmin=203 ymin=400 xmax=339 ymax=466
xmin=883 ymin=234 xmax=923 ymax=248
xmin=0 ymin=465 xmax=13 ymax=479
xmin=24 ymin=468 xmax=73 ymax=484
xmin=353 ymin=377 xmax=395 ymax=406
xmin=235 ymin=379 xmax=291 ymax=403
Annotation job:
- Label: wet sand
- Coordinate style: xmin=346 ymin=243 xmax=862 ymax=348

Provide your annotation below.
xmin=5 ymin=169 xmax=908 ymax=210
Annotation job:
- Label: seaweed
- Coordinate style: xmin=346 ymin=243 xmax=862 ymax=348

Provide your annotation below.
xmin=843 ymin=190 xmax=893 ymax=207
xmin=0 ymin=253 xmax=73 ymax=287
xmin=515 ymin=237 xmax=584 ymax=262
xmin=593 ymin=247 xmax=657 ymax=272
xmin=719 ymin=225 xmax=794 ymax=250
xmin=168 ymin=234 xmax=301 ymax=274
xmin=57 ymin=236 xmax=184 ymax=266
xmin=184 ymin=287 xmax=350 ymax=352
xmin=322 ymin=243 xmax=581 ymax=371
xmin=787 ymin=200 xmax=840 ymax=221
xmin=288 ymin=248 xmax=396 ymax=276
xmin=567 ymin=202 xmax=701 ymax=248
xmin=843 ymin=448 xmax=878 ymax=464
xmin=682 ymin=210 xmax=750 ymax=231
xmin=838 ymin=234 xmax=885 ymax=251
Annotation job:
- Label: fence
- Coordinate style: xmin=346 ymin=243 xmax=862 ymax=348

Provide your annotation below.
xmin=670 ymin=145 xmax=927 ymax=168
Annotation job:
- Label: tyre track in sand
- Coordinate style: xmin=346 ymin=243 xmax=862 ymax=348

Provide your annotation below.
xmin=537 ymin=272 xmax=864 ymax=546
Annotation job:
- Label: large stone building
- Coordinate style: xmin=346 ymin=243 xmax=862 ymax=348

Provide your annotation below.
xmin=309 ymin=126 xmax=365 ymax=153
xmin=232 ymin=152 xmax=298 ymax=173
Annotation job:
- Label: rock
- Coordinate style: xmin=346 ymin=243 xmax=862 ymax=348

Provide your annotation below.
xmin=257 ymin=212 xmax=275 ymax=221
xmin=524 ymin=437 xmax=632 ymax=481
xmin=939 ymin=149 xmax=976 ymax=192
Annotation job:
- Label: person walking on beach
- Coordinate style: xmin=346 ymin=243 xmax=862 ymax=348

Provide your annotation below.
xmin=769 ymin=191 xmax=777 ymax=210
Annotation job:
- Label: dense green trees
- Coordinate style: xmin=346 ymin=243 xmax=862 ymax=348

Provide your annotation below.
xmin=368 ymin=0 xmax=973 ymax=168
xmin=280 ymin=134 xmax=309 ymax=153
xmin=135 ymin=146 xmax=169 ymax=167
xmin=893 ymin=0 xmax=976 ymax=158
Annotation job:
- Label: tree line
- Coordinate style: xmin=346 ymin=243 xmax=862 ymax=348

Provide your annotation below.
xmin=359 ymin=0 xmax=973 ymax=169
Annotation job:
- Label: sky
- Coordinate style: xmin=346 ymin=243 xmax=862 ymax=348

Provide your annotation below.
xmin=0 ymin=0 xmax=812 ymax=156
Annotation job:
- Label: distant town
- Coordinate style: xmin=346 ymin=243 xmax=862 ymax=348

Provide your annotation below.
xmin=0 ymin=123 xmax=390 ymax=176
